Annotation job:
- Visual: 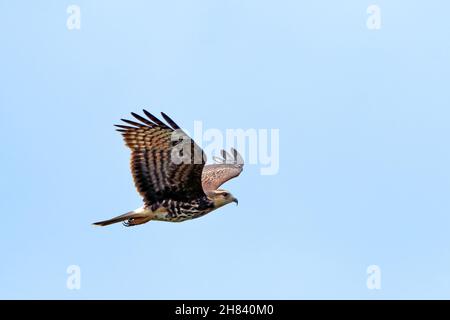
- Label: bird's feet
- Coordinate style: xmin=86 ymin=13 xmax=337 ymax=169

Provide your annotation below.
xmin=122 ymin=216 xmax=152 ymax=227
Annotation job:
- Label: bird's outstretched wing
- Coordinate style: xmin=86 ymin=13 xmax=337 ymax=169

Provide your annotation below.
xmin=201 ymin=148 xmax=244 ymax=192
xmin=115 ymin=110 xmax=207 ymax=206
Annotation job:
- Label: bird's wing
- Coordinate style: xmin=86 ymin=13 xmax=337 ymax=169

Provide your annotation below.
xmin=115 ymin=110 xmax=207 ymax=206
xmin=201 ymin=148 xmax=244 ymax=192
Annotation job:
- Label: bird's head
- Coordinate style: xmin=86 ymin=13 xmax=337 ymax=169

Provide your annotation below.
xmin=207 ymin=189 xmax=238 ymax=208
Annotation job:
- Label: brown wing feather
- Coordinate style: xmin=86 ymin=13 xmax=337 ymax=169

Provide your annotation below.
xmin=116 ymin=110 xmax=207 ymax=205
xmin=202 ymin=148 xmax=244 ymax=192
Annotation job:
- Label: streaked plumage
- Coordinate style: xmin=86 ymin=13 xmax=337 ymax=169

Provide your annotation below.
xmin=202 ymin=148 xmax=244 ymax=192
xmin=93 ymin=110 xmax=244 ymax=227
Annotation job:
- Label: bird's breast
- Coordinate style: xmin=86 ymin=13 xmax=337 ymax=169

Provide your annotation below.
xmin=147 ymin=202 xmax=215 ymax=222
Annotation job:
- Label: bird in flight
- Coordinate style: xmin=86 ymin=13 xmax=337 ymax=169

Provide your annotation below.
xmin=93 ymin=110 xmax=244 ymax=227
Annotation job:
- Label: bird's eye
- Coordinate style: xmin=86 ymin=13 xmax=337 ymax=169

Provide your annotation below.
xmin=222 ymin=192 xmax=229 ymax=197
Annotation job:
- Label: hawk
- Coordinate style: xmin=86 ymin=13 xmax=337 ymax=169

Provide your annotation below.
xmin=93 ymin=110 xmax=244 ymax=227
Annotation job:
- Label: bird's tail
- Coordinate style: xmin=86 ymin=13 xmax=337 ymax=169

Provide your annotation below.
xmin=92 ymin=211 xmax=142 ymax=227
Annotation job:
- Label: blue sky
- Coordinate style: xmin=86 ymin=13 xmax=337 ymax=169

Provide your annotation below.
xmin=1 ymin=0 xmax=450 ymax=299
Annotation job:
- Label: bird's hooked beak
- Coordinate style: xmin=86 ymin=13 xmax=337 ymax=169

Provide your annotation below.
xmin=232 ymin=197 xmax=239 ymax=206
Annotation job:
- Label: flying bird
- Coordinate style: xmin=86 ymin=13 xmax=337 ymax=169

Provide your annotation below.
xmin=93 ymin=110 xmax=244 ymax=227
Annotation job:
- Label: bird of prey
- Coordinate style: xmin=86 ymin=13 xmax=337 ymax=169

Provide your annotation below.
xmin=93 ymin=110 xmax=244 ymax=227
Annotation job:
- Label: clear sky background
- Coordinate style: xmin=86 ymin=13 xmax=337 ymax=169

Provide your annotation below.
xmin=1 ymin=0 xmax=450 ymax=299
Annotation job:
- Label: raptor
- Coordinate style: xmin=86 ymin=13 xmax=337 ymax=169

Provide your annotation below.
xmin=93 ymin=110 xmax=244 ymax=227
